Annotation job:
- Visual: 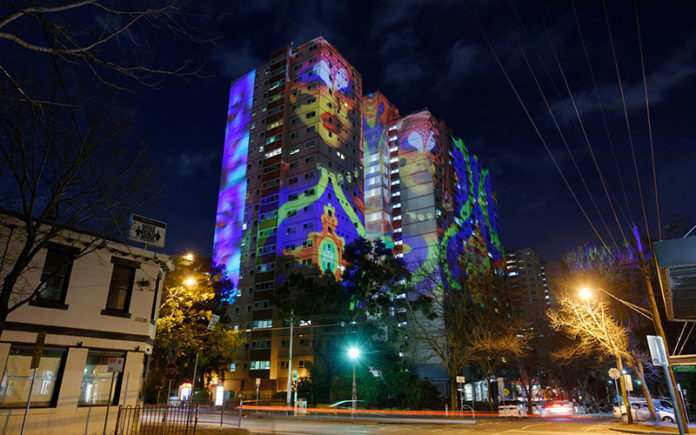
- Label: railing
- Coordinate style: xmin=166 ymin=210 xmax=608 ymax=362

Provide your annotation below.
xmin=114 ymin=403 xmax=198 ymax=435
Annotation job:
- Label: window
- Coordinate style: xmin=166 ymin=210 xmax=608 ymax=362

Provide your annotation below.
xmin=280 ymin=361 xmax=288 ymax=369
xmin=252 ymin=319 xmax=272 ymax=329
xmin=249 ymin=361 xmax=271 ymax=370
xmin=229 ymin=363 xmax=236 ymax=372
xmin=103 ymin=258 xmax=138 ymax=316
xmin=0 ymin=345 xmax=66 ymax=407
xmin=37 ymin=244 xmax=77 ymax=305
xmin=251 ymin=340 xmax=271 ymax=349
xmin=78 ymin=351 xmax=125 ymax=406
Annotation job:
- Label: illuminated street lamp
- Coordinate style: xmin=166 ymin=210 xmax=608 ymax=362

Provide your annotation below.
xmin=348 ymin=347 xmax=360 ymax=413
xmin=579 ymin=287 xmax=593 ymax=301
xmin=184 ymin=276 xmax=196 ymax=287
xmin=184 ymin=252 xmax=195 ymax=263
xmin=578 ymin=286 xmax=652 ymax=320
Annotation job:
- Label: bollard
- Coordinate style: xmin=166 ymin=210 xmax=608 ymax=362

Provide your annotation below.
xmin=238 ymin=398 xmax=243 ymax=429
xmin=220 ymin=401 xmax=224 ymax=427
xmin=445 ymin=404 xmax=448 ymax=417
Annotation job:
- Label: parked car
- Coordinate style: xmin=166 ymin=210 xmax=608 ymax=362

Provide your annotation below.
xmin=543 ymin=400 xmax=575 ymax=416
xmin=613 ymin=399 xmax=676 ymax=423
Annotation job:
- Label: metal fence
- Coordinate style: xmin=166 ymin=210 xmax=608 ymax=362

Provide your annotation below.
xmin=196 ymin=402 xmax=242 ymax=427
xmin=114 ymin=404 xmax=198 ymax=435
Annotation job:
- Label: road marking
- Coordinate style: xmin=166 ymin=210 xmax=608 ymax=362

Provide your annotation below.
xmin=519 ymin=422 xmax=551 ymax=431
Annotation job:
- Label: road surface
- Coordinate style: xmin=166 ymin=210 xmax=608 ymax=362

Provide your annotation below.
xmin=213 ymin=415 xmax=625 ymax=434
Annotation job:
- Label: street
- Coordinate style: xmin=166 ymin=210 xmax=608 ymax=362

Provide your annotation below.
xmin=223 ymin=415 xmax=626 ymax=434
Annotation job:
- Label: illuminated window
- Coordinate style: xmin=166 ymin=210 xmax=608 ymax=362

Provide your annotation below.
xmin=249 ymin=360 xmax=271 ymax=370
xmin=252 ymin=320 xmax=272 ymax=329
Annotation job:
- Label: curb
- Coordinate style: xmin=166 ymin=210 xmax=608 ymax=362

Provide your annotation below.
xmin=609 ymin=426 xmax=677 ymax=435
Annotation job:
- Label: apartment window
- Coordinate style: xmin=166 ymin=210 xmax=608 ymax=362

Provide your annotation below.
xmin=103 ymin=258 xmax=138 ymax=317
xmin=306 ymin=126 xmax=315 ymax=133
xmin=249 ymin=361 xmax=271 ymax=370
xmin=78 ymin=350 xmax=125 ymax=406
xmin=0 ymin=345 xmax=67 ymax=408
xmin=252 ymin=319 xmax=272 ymax=329
xmin=37 ymin=243 xmax=77 ymax=305
xmin=299 ymin=360 xmax=307 ymax=368
xmin=280 ymin=361 xmax=288 ymax=369
xmin=251 ymin=340 xmax=271 ymax=349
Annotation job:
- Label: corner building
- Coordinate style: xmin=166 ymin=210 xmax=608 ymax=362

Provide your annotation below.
xmin=213 ymin=37 xmax=364 ymax=396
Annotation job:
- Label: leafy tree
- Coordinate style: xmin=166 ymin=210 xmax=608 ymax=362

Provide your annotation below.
xmin=145 ymin=254 xmax=244 ymax=402
xmin=274 ymin=238 xmax=420 ymax=407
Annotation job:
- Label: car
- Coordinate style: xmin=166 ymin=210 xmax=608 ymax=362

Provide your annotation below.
xmin=543 ymin=400 xmax=575 ymax=416
xmin=613 ymin=399 xmax=676 ymax=423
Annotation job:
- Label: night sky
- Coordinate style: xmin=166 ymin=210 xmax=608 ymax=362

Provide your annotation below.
xmin=131 ymin=0 xmax=696 ymax=262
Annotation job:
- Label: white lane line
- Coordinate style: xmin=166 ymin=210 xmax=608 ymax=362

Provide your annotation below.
xmin=519 ymin=422 xmax=552 ymax=431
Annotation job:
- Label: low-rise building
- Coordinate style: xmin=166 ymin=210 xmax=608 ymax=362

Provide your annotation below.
xmin=0 ymin=212 xmax=169 ymax=434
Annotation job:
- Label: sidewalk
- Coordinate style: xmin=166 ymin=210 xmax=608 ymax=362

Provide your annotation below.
xmin=610 ymin=422 xmax=696 ymax=435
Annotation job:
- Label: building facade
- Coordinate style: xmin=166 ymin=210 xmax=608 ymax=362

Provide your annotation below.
xmin=214 ymin=39 xmax=504 ymax=396
xmin=505 ymin=248 xmax=567 ymax=327
xmin=213 ymin=36 xmax=364 ymax=395
xmin=0 ymin=213 xmax=169 ymax=434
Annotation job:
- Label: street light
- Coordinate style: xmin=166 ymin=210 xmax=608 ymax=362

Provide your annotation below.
xmin=184 ymin=252 xmax=195 ymax=262
xmin=578 ymin=286 xmax=652 ymax=320
xmin=184 ymin=276 xmax=196 ymax=287
xmin=348 ymin=347 xmax=360 ymax=413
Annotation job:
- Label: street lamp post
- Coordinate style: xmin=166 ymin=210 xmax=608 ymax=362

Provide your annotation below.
xmin=348 ymin=347 xmax=359 ymax=418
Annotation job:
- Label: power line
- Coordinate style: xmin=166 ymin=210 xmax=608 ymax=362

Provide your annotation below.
xmin=633 ymin=0 xmax=662 ymax=240
xmin=601 ymin=0 xmax=652 ymax=245
xmin=535 ymin=1 xmax=629 ymax=247
xmin=571 ymin=0 xmax=635 ymax=230
xmin=463 ymin=0 xmax=611 ymax=252
xmin=500 ymin=0 xmax=619 ymax=250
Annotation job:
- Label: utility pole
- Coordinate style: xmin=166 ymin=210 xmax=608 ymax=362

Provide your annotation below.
xmin=286 ymin=309 xmax=294 ymax=409
xmin=634 ymin=226 xmax=689 ymax=431
xmin=616 ymin=355 xmax=633 ymax=424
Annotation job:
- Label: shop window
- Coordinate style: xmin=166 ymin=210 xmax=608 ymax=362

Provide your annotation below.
xmin=0 ymin=345 xmax=67 ymax=408
xmin=78 ymin=351 xmax=126 ymax=406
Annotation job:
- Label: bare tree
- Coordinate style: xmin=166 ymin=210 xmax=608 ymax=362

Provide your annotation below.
xmin=405 ymin=255 xmax=522 ymax=411
xmin=0 ymin=82 xmax=159 ymax=331
xmin=549 ymin=294 xmax=658 ymax=421
xmin=0 ymin=0 xmax=203 ymax=105
xmin=467 ymin=315 xmax=529 ymax=410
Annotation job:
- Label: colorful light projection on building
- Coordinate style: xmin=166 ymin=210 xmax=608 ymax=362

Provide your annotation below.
xmin=392 ymin=111 xmax=504 ymax=289
xmin=213 ymin=70 xmax=255 ymax=301
xmin=440 ymin=137 xmax=504 ymax=290
xmin=392 ymin=111 xmax=441 ymax=282
xmin=362 ymin=92 xmax=399 ymax=247
xmin=288 ymin=38 xmax=359 ymax=149
xmin=254 ymin=38 xmax=365 ymax=279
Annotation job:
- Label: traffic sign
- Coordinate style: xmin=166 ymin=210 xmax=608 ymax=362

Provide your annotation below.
xmin=503 ymin=388 xmax=510 ymax=396
xmin=30 ymin=332 xmax=46 ymax=369
xmin=165 ymin=362 xmax=177 ymax=380
xmin=647 ymin=335 xmax=669 ymax=366
xmin=608 ymin=368 xmax=621 ymax=379
xmin=456 ymin=376 xmax=466 ymax=384
xmin=107 ymin=357 xmax=124 ymax=373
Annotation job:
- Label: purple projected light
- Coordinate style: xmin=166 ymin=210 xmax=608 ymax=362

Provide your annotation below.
xmin=213 ymin=70 xmax=255 ymax=297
